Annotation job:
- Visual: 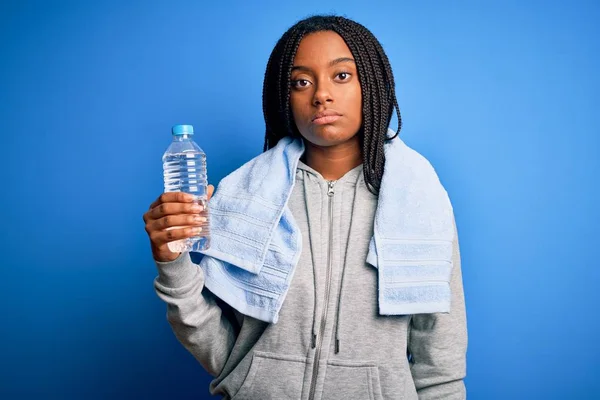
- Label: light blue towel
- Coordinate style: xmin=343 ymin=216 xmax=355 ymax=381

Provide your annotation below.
xmin=199 ymin=131 xmax=454 ymax=323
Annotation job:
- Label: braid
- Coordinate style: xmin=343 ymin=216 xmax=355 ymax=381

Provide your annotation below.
xmin=349 ymin=20 xmax=386 ymax=190
xmin=262 ymin=15 xmax=402 ymax=194
xmin=283 ymin=33 xmax=304 ymax=137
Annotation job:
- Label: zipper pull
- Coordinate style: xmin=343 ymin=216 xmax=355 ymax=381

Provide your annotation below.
xmin=327 ymin=181 xmax=335 ymax=197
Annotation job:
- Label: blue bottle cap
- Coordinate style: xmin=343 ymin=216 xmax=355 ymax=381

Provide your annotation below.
xmin=172 ymin=124 xmax=194 ymax=135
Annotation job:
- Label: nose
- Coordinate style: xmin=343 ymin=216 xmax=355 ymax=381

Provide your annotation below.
xmin=312 ymin=80 xmax=334 ymax=106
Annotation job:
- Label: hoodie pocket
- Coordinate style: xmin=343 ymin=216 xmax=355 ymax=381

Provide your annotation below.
xmin=231 ymin=351 xmax=308 ymax=400
xmin=321 ymin=360 xmax=384 ymax=400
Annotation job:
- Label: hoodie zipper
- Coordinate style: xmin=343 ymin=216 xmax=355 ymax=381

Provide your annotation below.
xmin=308 ymin=180 xmax=336 ymax=400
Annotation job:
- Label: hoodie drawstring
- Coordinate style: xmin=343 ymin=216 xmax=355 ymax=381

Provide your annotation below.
xmin=333 ymin=267 xmax=346 ymax=354
xmin=303 ymin=173 xmax=319 ymax=349
xmin=333 ymin=170 xmax=363 ymax=354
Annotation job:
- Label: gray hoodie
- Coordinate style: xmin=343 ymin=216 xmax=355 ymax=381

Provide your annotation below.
xmin=154 ymin=161 xmax=467 ymax=400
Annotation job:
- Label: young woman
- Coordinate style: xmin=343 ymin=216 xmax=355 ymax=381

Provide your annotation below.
xmin=143 ymin=15 xmax=467 ymax=400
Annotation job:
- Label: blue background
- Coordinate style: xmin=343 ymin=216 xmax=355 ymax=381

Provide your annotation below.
xmin=1 ymin=0 xmax=598 ymax=398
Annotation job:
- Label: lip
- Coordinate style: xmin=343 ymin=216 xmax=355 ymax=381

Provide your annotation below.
xmin=311 ymin=110 xmax=342 ymax=125
xmin=313 ymin=115 xmax=341 ymax=125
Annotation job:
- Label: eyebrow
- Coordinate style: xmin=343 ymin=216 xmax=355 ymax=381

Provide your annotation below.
xmin=291 ymin=57 xmax=356 ymax=72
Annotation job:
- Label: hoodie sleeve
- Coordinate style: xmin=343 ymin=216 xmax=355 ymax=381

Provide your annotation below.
xmin=408 ymin=215 xmax=468 ymax=399
xmin=153 ymin=252 xmax=238 ymax=377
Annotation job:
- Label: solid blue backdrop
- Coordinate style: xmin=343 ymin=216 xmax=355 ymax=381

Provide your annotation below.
xmin=1 ymin=0 xmax=598 ymax=398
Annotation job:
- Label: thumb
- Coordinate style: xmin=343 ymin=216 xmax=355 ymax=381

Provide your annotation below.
xmin=207 ymin=184 xmax=215 ymax=200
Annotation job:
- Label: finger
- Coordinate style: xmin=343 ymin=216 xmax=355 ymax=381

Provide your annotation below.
xmin=147 ymin=201 xmax=204 ymax=221
xmin=150 ymin=213 xmax=207 ymax=231
xmin=149 ymin=192 xmax=196 ymax=210
xmin=207 ymin=184 xmax=215 ymax=200
xmin=151 ymin=226 xmax=204 ymax=247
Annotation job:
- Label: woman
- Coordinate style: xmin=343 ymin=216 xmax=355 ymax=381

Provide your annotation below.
xmin=143 ymin=15 xmax=467 ymax=400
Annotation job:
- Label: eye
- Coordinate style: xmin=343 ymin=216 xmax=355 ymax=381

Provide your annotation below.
xmin=336 ymin=72 xmax=352 ymax=81
xmin=291 ymin=79 xmax=311 ymax=89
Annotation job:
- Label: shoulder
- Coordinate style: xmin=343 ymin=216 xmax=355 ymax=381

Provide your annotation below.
xmin=384 ymin=134 xmax=441 ymax=183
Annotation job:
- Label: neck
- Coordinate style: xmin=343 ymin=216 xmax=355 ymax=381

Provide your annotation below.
xmin=302 ymin=136 xmax=362 ymax=181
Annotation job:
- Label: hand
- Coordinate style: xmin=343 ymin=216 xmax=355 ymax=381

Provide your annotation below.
xmin=143 ymin=185 xmax=215 ymax=262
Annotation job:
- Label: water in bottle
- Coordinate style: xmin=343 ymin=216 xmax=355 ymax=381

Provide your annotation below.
xmin=162 ymin=124 xmax=210 ymax=252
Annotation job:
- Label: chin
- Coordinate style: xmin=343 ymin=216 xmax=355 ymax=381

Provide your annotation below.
xmin=304 ymin=126 xmax=358 ymax=147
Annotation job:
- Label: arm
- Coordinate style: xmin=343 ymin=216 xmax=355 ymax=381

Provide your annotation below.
xmin=408 ymin=216 xmax=468 ymax=399
xmin=154 ymin=252 xmax=238 ymax=377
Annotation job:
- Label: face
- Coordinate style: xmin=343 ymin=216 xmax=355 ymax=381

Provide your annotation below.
xmin=290 ymin=31 xmax=362 ymax=147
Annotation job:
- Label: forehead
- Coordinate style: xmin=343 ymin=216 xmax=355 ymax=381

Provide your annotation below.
xmin=293 ymin=31 xmax=353 ymax=64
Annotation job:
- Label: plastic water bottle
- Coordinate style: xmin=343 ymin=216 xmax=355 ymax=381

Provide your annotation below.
xmin=162 ymin=124 xmax=210 ymax=252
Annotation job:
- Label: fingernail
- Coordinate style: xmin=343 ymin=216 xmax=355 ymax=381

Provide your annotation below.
xmin=192 ymin=204 xmax=203 ymax=212
xmin=193 ymin=227 xmax=202 ymax=234
xmin=194 ymin=216 xmax=206 ymax=222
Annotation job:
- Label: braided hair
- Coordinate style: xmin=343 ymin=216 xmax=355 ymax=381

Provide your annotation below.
xmin=262 ymin=15 xmax=402 ymax=194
